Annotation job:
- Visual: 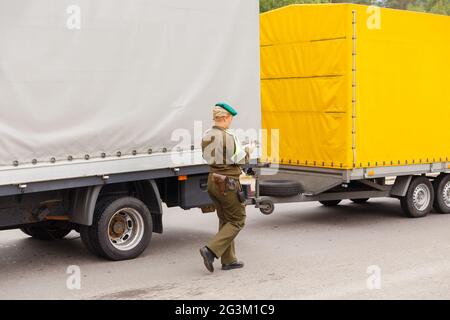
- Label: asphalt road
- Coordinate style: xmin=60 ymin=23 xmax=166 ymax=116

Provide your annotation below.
xmin=1 ymin=197 xmax=450 ymax=300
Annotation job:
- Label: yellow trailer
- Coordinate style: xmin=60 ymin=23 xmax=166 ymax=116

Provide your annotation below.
xmin=260 ymin=3 xmax=450 ymax=169
xmin=254 ymin=4 xmax=450 ymax=218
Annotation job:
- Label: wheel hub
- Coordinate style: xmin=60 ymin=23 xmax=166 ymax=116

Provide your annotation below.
xmin=107 ymin=208 xmax=144 ymax=251
xmin=111 ymin=219 xmax=126 ymax=235
xmin=443 ymin=182 xmax=450 ymax=207
xmin=413 ymin=184 xmax=430 ymax=211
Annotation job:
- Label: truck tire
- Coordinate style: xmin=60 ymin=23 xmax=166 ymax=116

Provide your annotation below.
xmin=259 ymin=180 xmax=301 ymax=197
xmin=79 ymin=197 xmax=117 ymax=256
xmin=400 ymin=176 xmax=434 ymax=218
xmin=80 ymin=196 xmax=152 ymax=261
xmin=319 ymin=200 xmax=342 ymax=207
xmin=433 ymin=174 xmax=450 ymax=214
xmin=20 ymin=224 xmax=71 ymax=240
xmin=351 ymin=198 xmax=370 ymax=204
xmin=79 ymin=227 xmax=100 ymax=256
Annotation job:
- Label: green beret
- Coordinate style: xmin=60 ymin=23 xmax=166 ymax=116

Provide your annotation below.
xmin=215 ymin=102 xmax=238 ymax=116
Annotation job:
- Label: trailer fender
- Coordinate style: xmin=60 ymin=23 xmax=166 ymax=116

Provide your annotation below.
xmin=390 ymin=176 xmax=413 ymax=197
xmin=69 ymin=185 xmax=103 ymax=226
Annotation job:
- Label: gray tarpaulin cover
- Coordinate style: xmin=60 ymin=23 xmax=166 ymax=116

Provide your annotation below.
xmin=0 ymin=0 xmax=260 ymax=183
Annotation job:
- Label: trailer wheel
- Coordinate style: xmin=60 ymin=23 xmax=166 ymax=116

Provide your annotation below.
xmin=400 ymin=176 xmax=434 ymax=218
xmin=259 ymin=180 xmax=302 ymax=197
xmin=433 ymin=174 xmax=450 ymax=214
xmin=351 ymin=198 xmax=370 ymax=204
xmin=319 ymin=200 xmax=342 ymax=207
xmin=20 ymin=224 xmax=71 ymax=240
xmin=80 ymin=196 xmax=152 ymax=261
xmin=259 ymin=200 xmax=275 ymax=215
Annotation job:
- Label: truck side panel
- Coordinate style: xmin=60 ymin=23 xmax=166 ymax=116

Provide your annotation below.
xmin=0 ymin=0 xmax=261 ymax=184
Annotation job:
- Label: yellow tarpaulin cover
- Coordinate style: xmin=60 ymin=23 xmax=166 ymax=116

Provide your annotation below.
xmin=260 ymin=4 xmax=450 ymax=169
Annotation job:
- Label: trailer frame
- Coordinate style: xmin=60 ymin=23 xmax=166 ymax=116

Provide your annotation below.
xmin=251 ymin=162 xmax=450 ymax=215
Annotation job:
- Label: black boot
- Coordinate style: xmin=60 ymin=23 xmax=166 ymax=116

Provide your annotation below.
xmin=199 ymin=246 xmax=215 ymax=273
xmin=222 ymin=261 xmax=244 ymax=270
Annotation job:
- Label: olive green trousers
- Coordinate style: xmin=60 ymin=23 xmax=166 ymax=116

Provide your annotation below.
xmin=206 ymin=173 xmax=246 ymax=265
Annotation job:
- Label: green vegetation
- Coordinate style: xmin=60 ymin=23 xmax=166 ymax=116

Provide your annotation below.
xmin=260 ymin=0 xmax=450 ymax=15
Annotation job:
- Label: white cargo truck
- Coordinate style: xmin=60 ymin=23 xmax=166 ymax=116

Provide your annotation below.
xmin=0 ymin=0 xmax=261 ymax=260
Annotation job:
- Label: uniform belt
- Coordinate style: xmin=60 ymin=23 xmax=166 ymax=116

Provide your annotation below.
xmin=211 ymin=173 xmax=241 ymax=194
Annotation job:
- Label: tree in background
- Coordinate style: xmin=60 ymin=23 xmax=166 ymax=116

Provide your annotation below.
xmin=405 ymin=0 xmax=450 ymax=15
xmin=259 ymin=0 xmax=450 ymax=15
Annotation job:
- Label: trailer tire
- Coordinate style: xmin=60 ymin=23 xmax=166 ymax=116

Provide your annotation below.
xmin=400 ymin=176 xmax=434 ymax=218
xmin=351 ymin=198 xmax=370 ymax=204
xmin=433 ymin=174 xmax=450 ymax=214
xmin=319 ymin=200 xmax=342 ymax=207
xmin=20 ymin=224 xmax=71 ymax=240
xmin=259 ymin=200 xmax=275 ymax=215
xmin=80 ymin=196 xmax=152 ymax=261
xmin=259 ymin=180 xmax=301 ymax=197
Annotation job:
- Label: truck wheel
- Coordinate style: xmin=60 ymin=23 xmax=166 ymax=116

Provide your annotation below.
xmin=351 ymin=198 xmax=370 ymax=204
xmin=400 ymin=176 xmax=434 ymax=218
xmin=319 ymin=200 xmax=341 ymax=206
xmin=80 ymin=196 xmax=152 ymax=261
xmin=20 ymin=224 xmax=71 ymax=240
xmin=79 ymin=196 xmax=115 ymax=256
xmin=433 ymin=174 xmax=450 ymax=214
xmin=259 ymin=180 xmax=302 ymax=197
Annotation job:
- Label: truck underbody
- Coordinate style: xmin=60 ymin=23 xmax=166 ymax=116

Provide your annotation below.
xmin=0 ymin=164 xmax=213 ymax=260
